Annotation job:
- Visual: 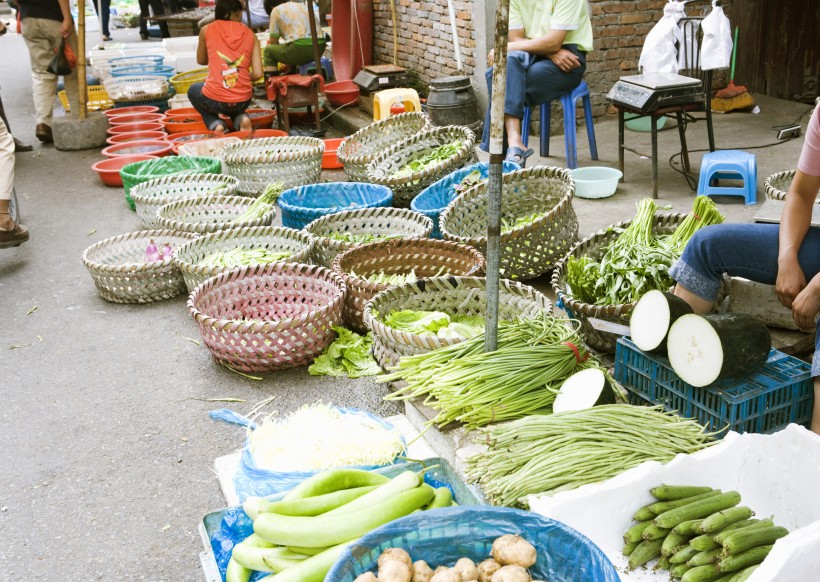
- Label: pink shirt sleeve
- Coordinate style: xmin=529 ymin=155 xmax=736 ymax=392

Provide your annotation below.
xmin=797 ymin=108 xmax=820 ymax=176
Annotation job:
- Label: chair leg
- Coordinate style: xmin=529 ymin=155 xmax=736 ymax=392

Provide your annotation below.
xmin=540 ymin=102 xmax=551 ymax=158
xmin=676 ymin=112 xmax=691 ymax=175
xmin=521 ymin=107 xmax=531 ymax=149
xmin=583 ymin=95 xmax=598 ymax=161
xmin=563 ymin=100 xmax=577 ymax=170
xmin=651 ymin=115 xmax=659 ymax=199
xmin=618 ymin=109 xmax=625 ymax=180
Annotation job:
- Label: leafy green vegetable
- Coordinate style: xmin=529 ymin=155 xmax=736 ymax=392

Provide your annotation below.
xmin=382 ymin=310 xmax=485 ymax=339
xmin=452 ymin=169 xmax=484 ymax=197
xmin=501 ymin=212 xmax=547 ymax=234
xmin=308 ymin=326 xmax=381 ymax=378
xmin=360 ymin=270 xmax=418 ymax=285
xmin=390 ymin=141 xmax=463 ymax=180
xmin=198 ymin=247 xmax=291 ymax=268
xmin=324 ymin=232 xmax=403 ymax=244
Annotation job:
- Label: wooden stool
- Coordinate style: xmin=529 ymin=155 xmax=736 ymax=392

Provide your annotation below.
xmin=267 ymin=74 xmax=322 ymax=132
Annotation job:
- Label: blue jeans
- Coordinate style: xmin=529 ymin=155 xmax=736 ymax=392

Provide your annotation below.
xmin=669 ymin=223 xmax=820 ymax=375
xmin=187 ymin=82 xmax=252 ymax=132
xmin=479 ymin=46 xmax=586 ymax=152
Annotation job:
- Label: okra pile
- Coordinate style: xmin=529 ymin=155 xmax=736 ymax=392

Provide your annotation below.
xmin=623 ymin=484 xmax=789 ymax=582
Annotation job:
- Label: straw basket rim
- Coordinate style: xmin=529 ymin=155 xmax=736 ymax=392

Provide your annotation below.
xmin=156 ymin=194 xmax=275 ymax=235
xmin=221 ymin=135 xmax=324 ymax=164
xmin=763 ymin=170 xmax=796 ymax=201
xmin=336 ymin=111 xmax=428 ymax=166
xmin=130 ymin=173 xmax=240 ymax=204
xmin=82 ymin=229 xmax=195 ymax=274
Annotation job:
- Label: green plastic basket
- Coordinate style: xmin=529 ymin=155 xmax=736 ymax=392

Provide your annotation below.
xmin=119 ymin=156 xmax=222 ymax=211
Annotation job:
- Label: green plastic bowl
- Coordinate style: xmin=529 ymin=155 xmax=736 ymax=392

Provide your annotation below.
xmin=570 ymin=166 xmax=623 ymax=199
xmin=625 ymin=113 xmax=668 ymax=132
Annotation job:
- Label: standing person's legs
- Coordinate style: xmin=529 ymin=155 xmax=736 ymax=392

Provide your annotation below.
xmin=139 ymin=0 xmax=150 ymax=38
xmin=101 ymin=0 xmax=112 ymax=38
xmin=0 ymin=119 xmax=29 ymax=246
xmin=149 ymin=0 xmax=170 ymax=38
xmin=0 ymin=90 xmax=32 ymax=152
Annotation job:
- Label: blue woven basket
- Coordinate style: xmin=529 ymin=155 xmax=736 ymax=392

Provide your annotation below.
xmin=277 ymin=182 xmax=393 ymax=230
xmin=412 ymin=161 xmax=519 ymax=238
xmin=326 ymin=506 xmax=619 ymax=582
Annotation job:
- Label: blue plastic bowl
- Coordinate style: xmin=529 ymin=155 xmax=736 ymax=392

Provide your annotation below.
xmin=326 ymin=506 xmax=620 ymax=582
xmin=277 ymin=182 xmax=393 ymax=229
xmin=412 ymin=162 xmax=520 ymax=238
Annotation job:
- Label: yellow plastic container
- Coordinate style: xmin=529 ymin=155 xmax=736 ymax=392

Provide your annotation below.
xmin=372 ymin=88 xmax=421 ymax=121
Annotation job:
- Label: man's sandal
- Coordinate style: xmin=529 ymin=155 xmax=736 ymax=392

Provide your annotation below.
xmin=504 ymin=146 xmax=534 ymax=168
xmin=0 ymin=212 xmax=29 ymax=249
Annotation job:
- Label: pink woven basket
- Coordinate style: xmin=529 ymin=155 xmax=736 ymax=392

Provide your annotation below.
xmin=187 ymin=262 xmax=346 ymax=372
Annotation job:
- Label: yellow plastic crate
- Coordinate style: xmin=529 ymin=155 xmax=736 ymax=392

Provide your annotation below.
xmin=169 ymin=68 xmax=208 ymax=94
xmin=58 ymin=85 xmax=114 ymax=112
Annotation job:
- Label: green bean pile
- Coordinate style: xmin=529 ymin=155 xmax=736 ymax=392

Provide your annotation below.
xmin=467 ymin=405 xmax=716 ymax=507
xmin=198 ymin=247 xmax=291 ymax=268
xmin=378 ymin=315 xmax=598 ymax=429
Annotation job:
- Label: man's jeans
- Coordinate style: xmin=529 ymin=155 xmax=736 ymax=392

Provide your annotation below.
xmin=479 ymin=46 xmax=586 ymax=152
xmin=669 ymin=223 xmax=820 ymax=375
xmin=187 ymin=82 xmax=252 ymax=132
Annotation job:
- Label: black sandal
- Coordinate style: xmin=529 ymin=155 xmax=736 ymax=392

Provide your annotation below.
xmin=504 ymin=146 xmax=535 ymax=168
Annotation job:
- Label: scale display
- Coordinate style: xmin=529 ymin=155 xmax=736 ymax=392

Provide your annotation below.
xmin=607 ymin=73 xmax=705 ymax=113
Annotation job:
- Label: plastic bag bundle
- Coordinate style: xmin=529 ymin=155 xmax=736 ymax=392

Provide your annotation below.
xmin=700 ymin=0 xmax=733 ymax=70
xmin=639 ymin=0 xmax=687 ymax=74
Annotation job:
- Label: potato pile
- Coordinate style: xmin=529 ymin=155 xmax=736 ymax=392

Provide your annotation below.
xmin=354 ymin=534 xmax=544 ymax=582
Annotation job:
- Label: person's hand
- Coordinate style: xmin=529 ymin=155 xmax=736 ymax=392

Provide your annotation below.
xmin=776 ymin=256 xmax=806 ymax=309
xmin=548 ymin=48 xmax=581 ymax=72
xmin=60 ymin=17 xmax=74 ymax=38
xmin=487 ymin=48 xmax=494 ymax=66
xmin=791 ymin=277 xmax=820 ymax=331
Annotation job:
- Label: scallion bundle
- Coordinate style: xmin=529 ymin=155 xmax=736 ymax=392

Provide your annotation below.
xmin=467 ymin=405 xmax=716 ymax=507
xmin=378 ymin=315 xmax=598 ymax=429
xmin=234 ymin=182 xmax=284 ymax=221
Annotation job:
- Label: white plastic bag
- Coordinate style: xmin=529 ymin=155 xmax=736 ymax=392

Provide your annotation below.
xmin=638 ymin=1 xmax=687 ymax=74
xmin=700 ymin=0 xmax=733 ymax=70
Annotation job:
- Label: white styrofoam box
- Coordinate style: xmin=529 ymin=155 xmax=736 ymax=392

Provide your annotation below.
xmin=528 ymin=425 xmax=820 ymax=582
xmin=168 ymin=94 xmax=193 ymax=109
xmin=163 ymin=36 xmax=200 ymax=54
xmin=173 ymin=52 xmax=201 ymax=75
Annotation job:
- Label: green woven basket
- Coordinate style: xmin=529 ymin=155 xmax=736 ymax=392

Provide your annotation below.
xmin=119 ymin=156 xmax=222 ymax=211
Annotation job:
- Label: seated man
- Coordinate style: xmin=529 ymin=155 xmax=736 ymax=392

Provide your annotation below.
xmin=262 ymin=0 xmax=325 ymax=75
xmin=670 ymin=107 xmax=820 ymax=433
xmin=480 ymin=0 xmax=593 ymax=167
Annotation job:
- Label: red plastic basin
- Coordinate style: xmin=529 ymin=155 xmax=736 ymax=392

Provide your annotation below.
xmin=105 ymin=105 xmax=160 ymax=118
xmin=322 ymin=137 xmax=344 ymax=169
xmin=108 ymin=112 xmax=166 ymax=126
xmin=164 ymin=117 xmax=207 ymax=134
xmin=91 ymin=154 xmax=158 ymax=187
xmin=164 ymin=107 xmax=202 ymax=118
xmin=165 ymin=130 xmax=221 ymax=145
xmin=324 ymin=80 xmax=359 ymax=108
xmin=227 ymin=128 xmax=288 ymax=140
xmin=101 ymin=140 xmax=175 ymax=158
xmin=106 ymin=131 xmax=168 ymax=146
xmin=107 ymin=122 xmax=165 ymax=136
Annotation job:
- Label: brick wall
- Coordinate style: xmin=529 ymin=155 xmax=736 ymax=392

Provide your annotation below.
xmin=370 ymin=0 xmax=731 ymax=131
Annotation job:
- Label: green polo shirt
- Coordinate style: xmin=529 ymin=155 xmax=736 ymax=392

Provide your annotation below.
xmin=509 ymin=0 xmax=594 ymax=53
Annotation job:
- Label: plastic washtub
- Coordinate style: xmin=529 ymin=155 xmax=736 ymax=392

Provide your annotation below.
xmin=106 ymin=131 xmax=167 ymax=145
xmin=107 ymin=122 xmax=165 ymax=136
xmin=104 ymin=105 xmax=160 ymax=118
xmin=108 ymin=112 xmax=166 ymax=126
xmin=322 ymin=137 xmax=344 ymax=169
xmin=625 ymin=112 xmax=668 ymax=132
xmin=91 ymin=154 xmax=158 ymax=187
xmin=101 ymin=140 xmax=175 ymax=158
xmin=277 ymin=182 xmax=393 ymax=229
xmin=569 ymin=166 xmax=623 ymax=199
xmin=120 ymin=155 xmax=222 ymax=211
xmin=327 ymin=506 xmax=619 ymax=582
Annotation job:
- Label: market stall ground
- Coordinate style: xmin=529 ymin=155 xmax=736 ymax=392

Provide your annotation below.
xmin=0 ymin=26 xmax=814 ymax=581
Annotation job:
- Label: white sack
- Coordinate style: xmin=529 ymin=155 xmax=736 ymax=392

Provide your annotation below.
xmin=638 ymin=1 xmax=687 ymax=74
xmin=700 ymin=0 xmax=733 ymax=70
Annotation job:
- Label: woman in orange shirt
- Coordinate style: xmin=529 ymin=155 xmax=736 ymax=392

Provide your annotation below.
xmin=188 ymin=0 xmax=263 ymax=133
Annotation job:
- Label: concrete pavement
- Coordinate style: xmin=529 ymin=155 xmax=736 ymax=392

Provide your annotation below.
xmin=0 ymin=20 xmax=815 ymax=582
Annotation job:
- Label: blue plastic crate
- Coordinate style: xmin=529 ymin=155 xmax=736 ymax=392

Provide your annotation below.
xmin=614 ymin=337 xmax=813 ymax=435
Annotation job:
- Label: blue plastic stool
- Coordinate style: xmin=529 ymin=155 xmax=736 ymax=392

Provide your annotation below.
xmin=299 ymin=57 xmax=333 ymax=80
xmin=521 ymin=80 xmax=598 ymax=170
xmin=696 ymin=150 xmax=757 ymax=205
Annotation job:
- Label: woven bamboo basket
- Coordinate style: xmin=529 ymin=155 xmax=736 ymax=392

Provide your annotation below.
xmin=332 ymin=238 xmax=486 ymax=332
xmin=551 ymin=212 xmax=686 ymax=354
xmin=440 ymin=166 xmax=578 ymax=280
xmin=363 ymin=276 xmax=552 ymax=369
xmin=764 ymin=170 xmax=798 ymax=201
xmin=187 ymin=262 xmax=346 ymax=372
xmin=221 ymin=136 xmax=324 ymax=195
xmin=156 ymin=194 xmax=275 ymax=235
xmin=366 ymin=126 xmax=476 ymax=208
xmin=174 ymin=226 xmax=315 ymax=292
xmin=304 ymin=207 xmax=434 ymax=268
xmin=131 ymin=174 xmax=240 ymax=229
xmin=82 ymin=229 xmax=195 ymax=303
xmin=336 ymin=112 xmax=428 ymax=182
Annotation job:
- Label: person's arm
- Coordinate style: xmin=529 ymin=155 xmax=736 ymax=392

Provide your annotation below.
xmin=57 ymin=0 xmax=75 ymax=38
xmin=250 ymin=36 xmax=263 ymax=82
xmin=781 ymin=170 xmax=820 ymax=328
xmin=196 ymin=27 xmax=208 ymax=66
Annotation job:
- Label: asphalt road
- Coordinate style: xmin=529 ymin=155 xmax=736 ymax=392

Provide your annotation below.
xmin=0 ymin=15 xmax=813 ymax=582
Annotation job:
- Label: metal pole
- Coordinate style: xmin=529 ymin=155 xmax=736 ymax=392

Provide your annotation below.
xmin=77 ymin=0 xmax=87 ymax=119
xmin=305 ymin=0 xmax=323 ymax=77
xmin=484 ymin=0 xmax=510 ymax=352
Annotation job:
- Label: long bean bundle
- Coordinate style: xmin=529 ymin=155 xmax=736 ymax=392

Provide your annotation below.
xmin=467 ymin=405 xmax=716 ymax=507
xmin=198 ymin=246 xmax=291 ymax=267
xmin=377 ymin=315 xmax=600 ymax=429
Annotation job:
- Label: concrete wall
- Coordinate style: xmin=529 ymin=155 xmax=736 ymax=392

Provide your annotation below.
xmin=370 ymin=0 xmax=731 ymax=134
